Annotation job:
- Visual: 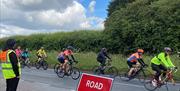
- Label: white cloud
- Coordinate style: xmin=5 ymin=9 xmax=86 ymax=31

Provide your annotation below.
xmin=89 ymin=0 xmax=96 ymax=13
xmin=0 ymin=0 xmax=105 ymax=37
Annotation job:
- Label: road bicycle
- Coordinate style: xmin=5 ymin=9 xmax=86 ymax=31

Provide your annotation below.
xmin=56 ymin=60 xmax=80 ymax=80
xmin=144 ymin=67 xmax=178 ymax=91
xmin=35 ymin=57 xmax=48 ymax=70
xmin=92 ymin=60 xmax=118 ymax=78
xmin=119 ymin=64 xmax=150 ymax=83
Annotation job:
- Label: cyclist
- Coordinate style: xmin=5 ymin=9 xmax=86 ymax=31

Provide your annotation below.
xmin=15 ymin=46 xmax=22 ymax=60
xmin=63 ymin=46 xmax=77 ymax=74
xmin=151 ymin=47 xmax=176 ymax=86
xmin=97 ymin=48 xmax=112 ymax=74
xmin=57 ymin=49 xmax=67 ymax=70
xmin=64 ymin=46 xmax=77 ymax=63
xmin=21 ymin=48 xmax=30 ymax=63
xmin=127 ymin=49 xmax=146 ymax=77
xmin=37 ymin=47 xmax=47 ymax=62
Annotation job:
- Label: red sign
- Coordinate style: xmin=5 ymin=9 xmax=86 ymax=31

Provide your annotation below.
xmin=77 ymin=73 xmax=113 ymax=91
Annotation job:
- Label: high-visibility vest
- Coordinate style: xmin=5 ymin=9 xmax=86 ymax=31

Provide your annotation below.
xmin=0 ymin=50 xmax=21 ymax=79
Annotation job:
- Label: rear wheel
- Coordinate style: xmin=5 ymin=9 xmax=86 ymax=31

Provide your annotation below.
xmin=35 ymin=60 xmax=41 ymax=69
xmin=57 ymin=66 xmax=65 ymax=78
xmin=144 ymin=78 xmax=158 ymax=91
xmin=92 ymin=66 xmax=101 ymax=75
xmin=54 ymin=63 xmax=59 ymax=73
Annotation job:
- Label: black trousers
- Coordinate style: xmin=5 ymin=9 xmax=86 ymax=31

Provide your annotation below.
xmin=6 ymin=78 xmax=20 ymax=91
xmin=151 ymin=63 xmax=167 ymax=81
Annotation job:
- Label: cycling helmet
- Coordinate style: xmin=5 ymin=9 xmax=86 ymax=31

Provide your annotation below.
xmin=101 ymin=48 xmax=107 ymax=52
xmin=164 ymin=47 xmax=172 ymax=52
xmin=67 ymin=46 xmax=73 ymax=50
xmin=137 ymin=49 xmax=144 ymax=53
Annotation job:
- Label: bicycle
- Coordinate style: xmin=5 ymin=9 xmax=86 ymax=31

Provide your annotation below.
xmin=119 ymin=64 xmax=150 ymax=83
xmin=35 ymin=57 xmax=48 ymax=70
xmin=92 ymin=60 xmax=118 ymax=78
xmin=144 ymin=67 xmax=178 ymax=91
xmin=56 ymin=60 xmax=80 ymax=80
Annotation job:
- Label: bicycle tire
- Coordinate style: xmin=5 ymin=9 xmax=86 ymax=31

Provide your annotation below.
xmin=105 ymin=66 xmax=118 ymax=78
xmin=57 ymin=66 xmax=65 ymax=78
xmin=92 ymin=66 xmax=101 ymax=75
xmin=42 ymin=61 xmax=48 ymax=70
xmin=70 ymin=67 xmax=81 ymax=80
xmin=144 ymin=78 xmax=158 ymax=91
xmin=119 ymin=68 xmax=130 ymax=81
xmin=54 ymin=63 xmax=59 ymax=73
xmin=137 ymin=70 xmax=146 ymax=83
xmin=35 ymin=61 xmax=41 ymax=69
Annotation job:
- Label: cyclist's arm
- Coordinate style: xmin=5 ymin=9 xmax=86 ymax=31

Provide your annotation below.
xmin=43 ymin=50 xmax=47 ymax=57
xmin=159 ymin=53 xmax=171 ymax=68
xmin=167 ymin=56 xmax=175 ymax=67
xmin=104 ymin=52 xmax=111 ymax=60
xmin=137 ymin=58 xmax=146 ymax=66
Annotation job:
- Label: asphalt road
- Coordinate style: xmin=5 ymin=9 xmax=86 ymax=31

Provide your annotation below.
xmin=0 ymin=67 xmax=179 ymax=91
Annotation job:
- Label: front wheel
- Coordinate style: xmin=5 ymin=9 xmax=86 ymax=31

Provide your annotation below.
xmin=137 ymin=70 xmax=146 ymax=83
xmin=119 ymin=68 xmax=130 ymax=81
xmin=105 ymin=66 xmax=118 ymax=78
xmin=42 ymin=61 xmax=48 ymax=70
xmin=70 ymin=67 xmax=81 ymax=80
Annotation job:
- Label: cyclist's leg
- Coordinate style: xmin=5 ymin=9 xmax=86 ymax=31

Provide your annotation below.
xmin=99 ymin=60 xmax=106 ymax=74
xmin=64 ymin=60 xmax=69 ymax=73
xmin=37 ymin=56 xmax=42 ymax=62
xmin=127 ymin=61 xmax=136 ymax=77
xmin=151 ymin=63 xmax=162 ymax=83
xmin=159 ymin=65 xmax=167 ymax=77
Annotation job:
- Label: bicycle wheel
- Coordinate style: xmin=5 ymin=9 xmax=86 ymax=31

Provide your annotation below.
xmin=137 ymin=70 xmax=146 ymax=83
xmin=35 ymin=61 xmax=41 ymax=69
xmin=70 ymin=67 xmax=81 ymax=80
xmin=105 ymin=66 xmax=118 ymax=78
xmin=144 ymin=79 xmax=158 ymax=91
xmin=54 ymin=63 xmax=59 ymax=73
xmin=119 ymin=68 xmax=130 ymax=81
xmin=42 ymin=61 xmax=48 ymax=70
xmin=57 ymin=66 xmax=65 ymax=78
xmin=92 ymin=66 xmax=101 ymax=75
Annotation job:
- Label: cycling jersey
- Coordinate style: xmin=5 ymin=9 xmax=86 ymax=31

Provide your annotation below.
xmin=37 ymin=49 xmax=46 ymax=57
xmin=15 ymin=49 xmax=22 ymax=57
xmin=127 ymin=52 xmax=142 ymax=62
xmin=151 ymin=52 xmax=175 ymax=68
xmin=64 ymin=50 xmax=73 ymax=56
xmin=21 ymin=51 xmax=29 ymax=58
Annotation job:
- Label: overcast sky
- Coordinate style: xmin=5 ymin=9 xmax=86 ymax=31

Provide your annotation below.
xmin=0 ymin=0 xmax=110 ymax=38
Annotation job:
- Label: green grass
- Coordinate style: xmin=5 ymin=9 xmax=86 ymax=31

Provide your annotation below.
xmin=29 ymin=51 xmax=180 ymax=81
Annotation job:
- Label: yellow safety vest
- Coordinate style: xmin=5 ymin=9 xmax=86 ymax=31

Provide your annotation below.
xmin=0 ymin=50 xmax=21 ymax=79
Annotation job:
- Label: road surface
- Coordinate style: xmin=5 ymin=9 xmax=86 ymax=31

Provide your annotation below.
xmin=0 ymin=67 xmax=179 ymax=91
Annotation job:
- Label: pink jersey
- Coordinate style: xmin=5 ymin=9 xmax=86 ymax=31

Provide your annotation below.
xmin=15 ymin=49 xmax=22 ymax=57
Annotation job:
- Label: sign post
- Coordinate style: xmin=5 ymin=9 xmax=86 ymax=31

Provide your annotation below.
xmin=77 ymin=73 xmax=113 ymax=91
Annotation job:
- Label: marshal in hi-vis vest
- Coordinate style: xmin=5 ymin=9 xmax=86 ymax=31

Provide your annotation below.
xmin=0 ymin=50 xmax=21 ymax=79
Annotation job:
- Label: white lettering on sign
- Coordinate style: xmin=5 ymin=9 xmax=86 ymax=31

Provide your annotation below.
xmin=86 ymin=80 xmax=103 ymax=90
